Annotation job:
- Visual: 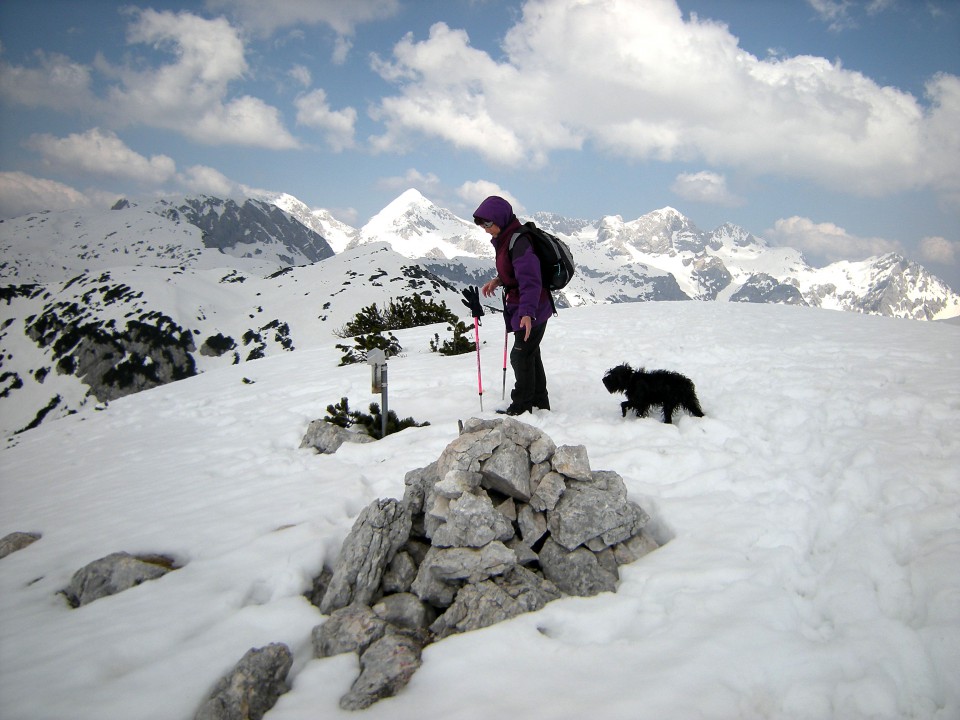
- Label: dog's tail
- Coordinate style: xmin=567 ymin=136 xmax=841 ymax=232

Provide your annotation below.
xmin=686 ymin=388 xmax=705 ymax=417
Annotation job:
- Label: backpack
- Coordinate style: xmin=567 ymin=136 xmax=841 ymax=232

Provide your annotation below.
xmin=509 ymin=221 xmax=576 ymax=292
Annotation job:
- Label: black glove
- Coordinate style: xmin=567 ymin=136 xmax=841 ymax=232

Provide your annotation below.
xmin=461 ymin=285 xmax=484 ymax=318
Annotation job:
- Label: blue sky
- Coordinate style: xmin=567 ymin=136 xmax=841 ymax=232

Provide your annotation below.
xmin=1 ymin=0 xmax=958 ymax=288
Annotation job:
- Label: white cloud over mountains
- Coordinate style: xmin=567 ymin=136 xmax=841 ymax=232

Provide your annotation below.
xmin=1 ymin=0 xmax=956 ymax=207
xmin=767 ymin=216 xmax=902 ymax=264
xmin=369 ymin=0 xmax=958 ymax=206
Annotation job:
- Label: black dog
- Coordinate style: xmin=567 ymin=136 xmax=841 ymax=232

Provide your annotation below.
xmin=602 ymin=363 xmax=705 ymax=423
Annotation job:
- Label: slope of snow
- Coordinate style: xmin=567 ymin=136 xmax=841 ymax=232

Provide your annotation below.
xmin=2 ymin=301 xmax=958 ymax=720
xmin=0 ymin=243 xmax=465 ymax=436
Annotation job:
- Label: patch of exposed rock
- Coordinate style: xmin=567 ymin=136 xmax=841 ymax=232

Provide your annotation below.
xmin=194 ymin=643 xmax=293 ymax=720
xmin=0 ymin=531 xmax=41 ymax=559
xmin=62 ymin=551 xmax=177 ymax=607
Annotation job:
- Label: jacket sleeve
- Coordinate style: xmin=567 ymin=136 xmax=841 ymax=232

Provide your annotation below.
xmin=510 ymin=235 xmax=543 ymax=320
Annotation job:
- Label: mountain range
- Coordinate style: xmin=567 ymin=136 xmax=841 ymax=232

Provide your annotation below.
xmin=1 ymin=189 xmax=957 ymax=436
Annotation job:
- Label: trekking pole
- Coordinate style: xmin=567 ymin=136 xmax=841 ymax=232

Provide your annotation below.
xmin=461 ymin=286 xmax=485 ymax=412
xmin=502 ymin=328 xmax=508 ymax=401
xmin=473 ymin=318 xmax=483 ymax=411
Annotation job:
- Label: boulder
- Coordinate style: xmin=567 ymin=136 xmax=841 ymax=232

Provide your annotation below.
xmin=313 ymin=605 xmax=387 ymax=658
xmin=194 ymin=644 xmax=292 ymax=720
xmin=339 ymin=633 xmax=423 ymax=711
xmin=320 ymin=499 xmax=411 ymax=614
xmin=0 ymin=531 xmax=41 ymax=559
xmin=300 ymin=420 xmax=374 ymax=454
xmin=63 ymin=551 xmax=173 ymax=607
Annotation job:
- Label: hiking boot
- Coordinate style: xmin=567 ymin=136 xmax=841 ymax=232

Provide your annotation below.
xmin=496 ymin=404 xmax=531 ymax=416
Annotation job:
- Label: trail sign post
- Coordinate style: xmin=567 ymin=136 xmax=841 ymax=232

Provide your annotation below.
xmin=367 ymin=348 xmax=388 ymax=438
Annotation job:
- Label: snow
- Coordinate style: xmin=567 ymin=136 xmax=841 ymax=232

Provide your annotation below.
xmin=1 ymin=300 xmax=958 ymax=720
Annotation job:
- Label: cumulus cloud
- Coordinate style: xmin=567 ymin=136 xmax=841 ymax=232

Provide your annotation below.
xmin=205 ymin=0 xmax=400 ymax=38
xmin=1 ymin=9 xmax=297 ymax=150
xmin=376 ymin=168 xmax=443 ymax=198
xmin=766 ymin=216 xmax=901 ymax=264
xmin=294 ymin=89 xmax=357 ymax=151
xmin=369 ymin=0 xmax=959 ymax=205
xmin=457 ymin=181 xmax=525 ymax=215
xmin=108 ymin=9 xmax=299 ymax=149
xmin=0 ymin=51 xmax=95 ymax=112
xmin=0 ymin=171 xmax=92 ymax=218
xmin=670 ymin=171 xmax=744 ymax=206
xmin=919 ymin=235 xmax=958 ymax=264
xmin=179 ymin=165 xmax=239 ymax=197
xmin=26 ymin=128 xmax=176 ymax=184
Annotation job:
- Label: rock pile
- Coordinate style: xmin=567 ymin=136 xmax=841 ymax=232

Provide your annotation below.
xmin=311 ymin=416 xmax=659 ymax=710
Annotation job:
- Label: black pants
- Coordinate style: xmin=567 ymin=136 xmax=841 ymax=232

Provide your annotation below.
xmin=510 ymin=321 xmax=549 ymax=411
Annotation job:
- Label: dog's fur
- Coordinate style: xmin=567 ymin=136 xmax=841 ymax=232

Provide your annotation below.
xmin=602 ymin=363 xmax=705 ymax=423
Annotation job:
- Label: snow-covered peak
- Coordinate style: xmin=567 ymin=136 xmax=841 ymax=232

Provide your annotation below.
xmin=358 ymin=188 xmax=492 ymax=260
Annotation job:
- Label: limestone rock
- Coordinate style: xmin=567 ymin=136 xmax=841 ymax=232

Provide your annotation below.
xmin=431 ymin=566 xmax=562 ymax=639
xmin=63 ymin=551 xmax=172 ymax=607
xmin=480 ymin=439 xmax=531 ymax=500
xmin=551 ymin=444 xmax=592 ymax=481
xmin=339 ymin=633 xmax=423 ymax=711
xmin=194 ymin=644 xmax=292 ymax=720
xmin=313 ymin=605 xmax=387 ymax=658
xmin=320 ymin=499 xmax=412 ymax=614
xmin=372 ymin=592 xmax=432 ymax=631
xmin=547 ymin=470 xmax=648 ymax=551
xmin=431 ymin=491 xmax=514 ymax=548
xmin=300 ymin=420 xmax=374 ymax=454
xmin=538 ymin=538 xmax=618 ymax=597
xmin=0 ymin=531 xmax=41 ymax=559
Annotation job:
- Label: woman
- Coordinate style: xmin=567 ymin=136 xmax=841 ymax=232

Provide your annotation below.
xmin=473 ymin=195 xmax=554 ymax=415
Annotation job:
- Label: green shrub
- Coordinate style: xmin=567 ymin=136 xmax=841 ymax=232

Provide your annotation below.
xmin=335 ymin=294 xmax=459 ymax=338
xmin=429 ymin=320 xmax=476 ymax=356
xmin=336 ymin=332 xmax=402 ymax=366
xmin=323 ymin=397 xmax=428 ymax=440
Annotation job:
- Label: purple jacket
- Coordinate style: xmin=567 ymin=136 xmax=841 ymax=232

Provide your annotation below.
xmin=473 ymin=195 xmax=553 ymax=332
xmin=494 ymin=222 xmax=554 ymax=332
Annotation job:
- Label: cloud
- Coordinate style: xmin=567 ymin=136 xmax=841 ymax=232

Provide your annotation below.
xmin=806 ymin=0 xmax=856 ymax=31
xmin=766 ymin=216 xmax=901 ymax=264
xmin=0 ymin=51 xmax=95 ymax=112
xmin=205 ymin=0 xmax=400 ymax=37
xmin=289 ymin=64 xmax=312 ymax=87
xmin=919 ymin=235 xmax=958 ymax=264
xmin=1 ymin=9 xmax=298 ymax=150
xmin=294 ymin=89 xmax=357 ymax=151
xmin=457 ymin=181 xmax=525 ymax=215
xmin=107 ymin=9 xmax=299 ymax=149
xmin=369 ymin=0 xmax=959 ymax=205
xmin=376 ymin=168 xmax=444 ymax=198
xmin=180 ymin=165 xmax=239 ymax=197
xmin=670 ymin=171 xmax=744 ymax=206
xmin=0 ymin=171 xmax=92 ymax=218
xmin=26 ymin=128 xmax=176 ymax=184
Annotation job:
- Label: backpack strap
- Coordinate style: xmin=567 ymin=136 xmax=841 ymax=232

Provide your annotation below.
xmin=509 ymin=231 xmax=557 ymax=316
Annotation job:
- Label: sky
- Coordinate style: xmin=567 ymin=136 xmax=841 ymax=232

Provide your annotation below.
xmin=1 ymin=0 xmax=959 ymax=288
xmin=1 ymin=299 xmax=958 ymax=719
